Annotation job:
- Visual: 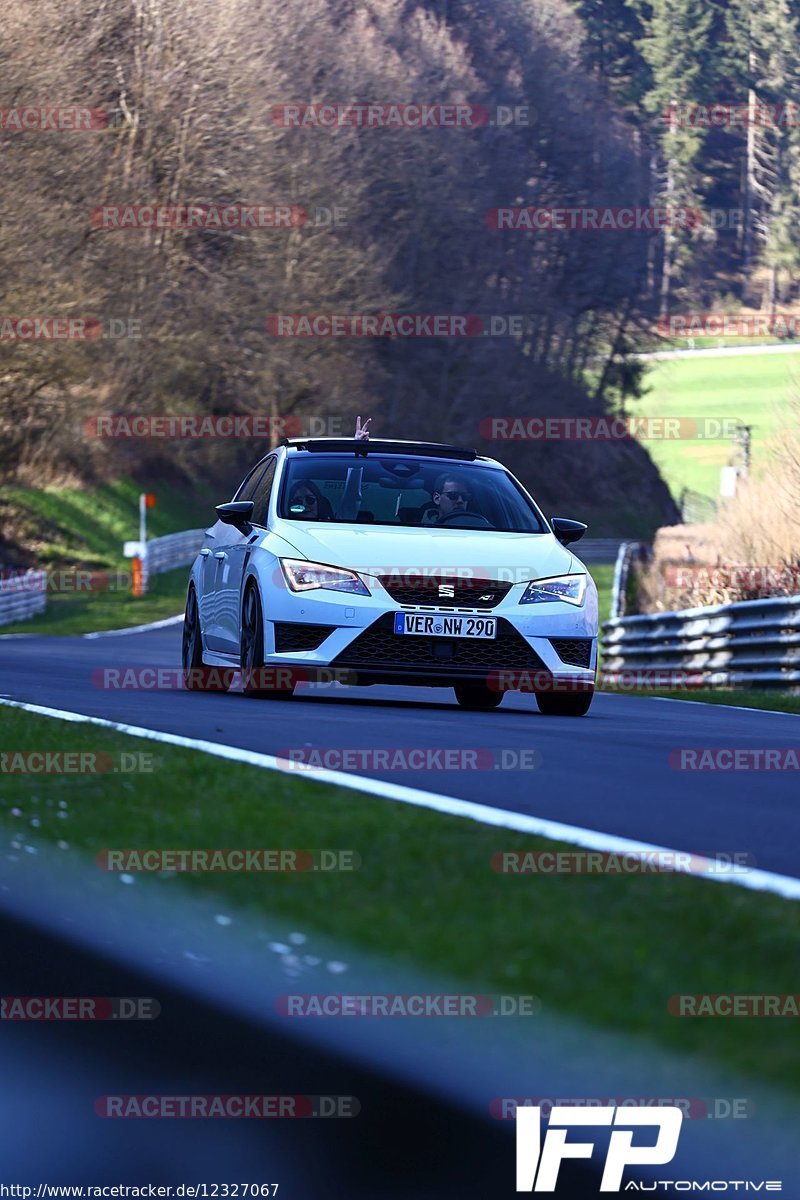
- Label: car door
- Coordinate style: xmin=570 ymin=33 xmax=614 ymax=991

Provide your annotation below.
xmin=214 ymin=457 xmax=277 ymax=654
xmin=201 ymin=459 xmax=269 ymax=652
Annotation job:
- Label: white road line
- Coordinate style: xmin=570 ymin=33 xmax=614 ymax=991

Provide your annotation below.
xmin=634 ymin=343 xmax=800 ymax=361
xmin=2 ymin=696 xmax=799 ymax=902
xmin=83 ymin=613 xmax=184 ymax=639
xmin=649 ymin=696 xmax=798 ymax=718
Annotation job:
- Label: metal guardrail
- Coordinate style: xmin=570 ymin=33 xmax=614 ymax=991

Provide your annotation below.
xmin=603 ymin=593 xmax=800 ymax=688
xmin=144 ymin=528 xmax=206 ymax=575
xmin=0 ymin=569 xmax=48 ymax=626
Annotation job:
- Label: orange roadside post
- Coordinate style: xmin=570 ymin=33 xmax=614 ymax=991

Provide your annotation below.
xmin=131 ymin=555 xmax=145 ymax=597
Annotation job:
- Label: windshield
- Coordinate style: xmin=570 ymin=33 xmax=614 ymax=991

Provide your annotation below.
xmin=277 ymin=454 xmax=547 ymax=532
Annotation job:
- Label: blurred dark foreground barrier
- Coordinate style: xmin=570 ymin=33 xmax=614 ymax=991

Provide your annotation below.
xmin=2 ymin=848 xmax=796 ymax=1195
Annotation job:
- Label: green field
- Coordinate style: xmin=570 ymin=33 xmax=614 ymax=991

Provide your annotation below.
xmin=630 ymin=348 xmax=800 ymax=503
xmin=1 ymin=703 xmax=798 ymax=1092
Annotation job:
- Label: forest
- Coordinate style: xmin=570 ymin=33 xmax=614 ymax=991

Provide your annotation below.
xmin=2 ymin=0 xmax=797 ymax=526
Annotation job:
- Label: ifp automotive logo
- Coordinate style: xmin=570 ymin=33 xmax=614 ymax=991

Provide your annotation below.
xmin=515 ymin=1105 xmax=682 ymax=1191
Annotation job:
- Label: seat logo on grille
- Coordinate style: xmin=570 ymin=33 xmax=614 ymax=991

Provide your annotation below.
xmin=438 ymin=584 xmax=455 ymax=598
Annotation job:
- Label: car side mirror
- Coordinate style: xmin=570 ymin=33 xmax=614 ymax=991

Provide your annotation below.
xmin=215 ymin=501 xmax=254 ymax=532
xmin=551 ymin=517 xmax=587 ymax=546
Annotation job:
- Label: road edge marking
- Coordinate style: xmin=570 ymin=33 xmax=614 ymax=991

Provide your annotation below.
xmin=1 ymin=696 xmax=798 ymax=902
xmin=82 ymin=613 xmax=184 ymax=639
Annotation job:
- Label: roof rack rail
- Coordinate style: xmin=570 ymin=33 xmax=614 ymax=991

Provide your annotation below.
xmin=284 ymin=437 xmax=479 ymax=461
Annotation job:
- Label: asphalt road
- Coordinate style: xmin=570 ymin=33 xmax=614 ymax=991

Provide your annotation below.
xmin=1 ymin=626 xmax=798 ymax=878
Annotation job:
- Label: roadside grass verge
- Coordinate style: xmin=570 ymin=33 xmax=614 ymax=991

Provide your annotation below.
xmin=1 ymin=704 xmax=798 ymax=1091
xmin=589 ymin=563 xmax=614 ymax=629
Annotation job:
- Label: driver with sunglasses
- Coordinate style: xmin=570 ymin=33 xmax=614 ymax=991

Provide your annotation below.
xmin=421 ymin=473 xmax=475 ymax=524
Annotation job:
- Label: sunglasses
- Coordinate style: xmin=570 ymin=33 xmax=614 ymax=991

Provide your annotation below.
xmin=442 ymin=491 xmax=471 ymax=502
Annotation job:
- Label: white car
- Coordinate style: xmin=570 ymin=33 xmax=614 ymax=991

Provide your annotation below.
xmin=182 ymin=438 xmax=598 ymax=715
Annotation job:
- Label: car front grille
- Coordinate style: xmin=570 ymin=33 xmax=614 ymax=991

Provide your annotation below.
xmin=273 ymin=622 xmax=336 ymax=652
xmin=550 ymin=638 xmax=593 ymax=668
xmin=377 ymin=575 xmax=512 ymax=609
xmin=332 ymin=613 xmax=546 ymax=671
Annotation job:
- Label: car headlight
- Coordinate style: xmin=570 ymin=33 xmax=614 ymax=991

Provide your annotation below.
xmin=519 ymin=574 xmax=587 ymax=606
xmin=280 ymin=558 xmax=370 ymax=596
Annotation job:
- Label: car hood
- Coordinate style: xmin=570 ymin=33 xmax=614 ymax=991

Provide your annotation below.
xmin=270 ymin=519 xmax=578 ymax=581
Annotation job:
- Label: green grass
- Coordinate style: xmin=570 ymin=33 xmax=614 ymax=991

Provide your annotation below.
xmin=2 ymin=704 xmax=798 ymax=1091
xmin=0 ymin=478 xmax=203 ymax=570
xmin=630 ymin=348 xmax=800 ymax=503
xmin=590 ymin=563 xmax=614 ymax=629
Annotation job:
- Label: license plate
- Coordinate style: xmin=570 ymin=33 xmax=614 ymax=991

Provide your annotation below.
xmin=394 ymin=612 xmax=496 ymax=639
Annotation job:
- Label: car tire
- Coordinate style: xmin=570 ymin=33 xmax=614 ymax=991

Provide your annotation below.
xmin=454 ymin=683 xmax=504 ymax=710
xmin=241 ymin=583 xmax=295 ymax=699
xmin=182 ymin=586 xmax=232 ymax=692
xmin=535 ymin=688 xmax=594 ymax=716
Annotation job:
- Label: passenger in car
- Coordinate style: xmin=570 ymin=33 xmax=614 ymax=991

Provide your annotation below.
xmin=288 ymin=481 xmax=332 ymax=519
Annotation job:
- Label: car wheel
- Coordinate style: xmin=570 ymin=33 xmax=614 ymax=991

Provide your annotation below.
xmin=182 ymin=586 xmax=231 ymax=692
xmin=535 ymin=688 xmax=594 ymax=716
xmin=454 ymin=683 xmax=504 ymax=710
xmin=241 ymin=583 xmax=295 ymax=699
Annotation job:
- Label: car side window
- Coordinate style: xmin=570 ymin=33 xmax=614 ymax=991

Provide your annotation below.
xmin=250 ymin=458 xmax=277 ymax=526
xmin=235 ymin=461 xmax=268 ymax=503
